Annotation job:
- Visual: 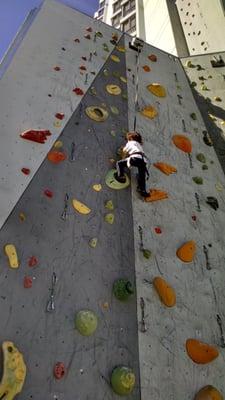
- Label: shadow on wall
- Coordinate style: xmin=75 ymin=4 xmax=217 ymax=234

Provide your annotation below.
xmin=190 ymin=85 xmax=225 ymax=174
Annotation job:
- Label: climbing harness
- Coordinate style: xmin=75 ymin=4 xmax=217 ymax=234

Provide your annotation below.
xmin=46 ymin=272 xmax=58 ymax=312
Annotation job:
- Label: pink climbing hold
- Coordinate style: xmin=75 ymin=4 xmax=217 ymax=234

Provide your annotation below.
xmin=24 ymin=276 xmax=33 ymax=288
xmin=73 ymin=87 xmax=84 ymax=95
xmin=44 ymin=189 xmax=53 ymax=198
xmin=55 ymin=113 xmax=65 ymax=120
xmin=21 ymin=168 xmax=30 ymax=175
xmin=28 ymin=256 xmax=38 ymax=267
xmin=20 ymin=129 xmax=51 ymax=144
xmin=54 ymin=362 xmax=66 ymax=379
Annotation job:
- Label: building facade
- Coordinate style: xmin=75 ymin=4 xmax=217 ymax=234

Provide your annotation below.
xmin=94 ymin=0 xmax=225 ymax=56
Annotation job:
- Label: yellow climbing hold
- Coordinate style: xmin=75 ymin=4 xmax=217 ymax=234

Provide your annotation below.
xmin=221 ymin=120 xmax=225 ymax=126
xmin=72 ymin=199 xmax=91 ymax=215
xmin=176 ymin=241 xmax=196 ymax=262
xmin=116 ymin=46 xmax=126 ymax=53
xmin=208 ymin=113 xmax=217 ymax=121
xmin=105 ymin=200 xmax=114 ymax=210
xmin=215 ymin=182 xmax=223 ymax=191
xmin=147 ymin=83 xmax=166 ymax=97
xmin=19 ymin=212 xmax=26 ymax=222
xmin=54 ymin=140 xmax=63 ymax=149
xmin=0 ymin=341 xmax=26 ymax=400
xmin=106 ymin=84 xmax=122 ymax=95
xmin=4 ymin=244 xmax=19 ymax=269
xmin=120 ymin=76 xmax=127 ymax=83
xmin=89 ymin=238 xmax=98 ymax=248
xmin=53 ymin=120 xmax=62 ymax=128
xmin=104 ymin=213 xmax=114 ymax=224
xmin=140 ymin=105 xmax=158 ymax=119
xmin=110 ymin=54 xmax=120 ymax=63
xmin=85 ymin=106 xmax=109 ymax=122
xmin=93 ymin=184 xmax=102 ymax=192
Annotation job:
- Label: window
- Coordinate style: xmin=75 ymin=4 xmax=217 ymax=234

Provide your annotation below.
xmin=113 ymin=1 xmax=121 ymax=13
xmin=122 ymin=15 xmax=136 ymax=33
xmin=98 ymin=8 xmax=104 ymax=16
xmin=112 ymin=12 xmax=121 ymax=26
xmin=123 ymin=0 xmax=135 ymax=17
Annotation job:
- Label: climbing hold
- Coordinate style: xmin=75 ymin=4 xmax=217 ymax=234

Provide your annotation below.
xmin=203 ymin=131 xmax=213 ymax=146
xmin=176 ymin=241 xmax=196 ymax=262
xmin=54 ymin=120 xmax=62 ymax=128
xmin=186 ymin=339 xmax=219 ymax=364
xmin=144 ymin=189 xmax=168 ymax=202
xmin=105 ymin=200 xmax=114 ymax=210
xmin=201 ymin=84 xmax=209 ymax=91
xmin=24 ymin=276 xmax=32 ymax=288
xmin=192 ymin=215 xmax=197 ymax=221
xmin=148 ymin=54 xmax=157 ymax=62
xmin=153 ymin=277 xmax=176 ymax=307
xmin=111 ymin=366 xmax=135 ymax=396
xmin=44 ymin=189 xmax=53 ymax=198
xmin=92 ymin=184 xmax=102 ymax=192
xmin=206 ymin=196 xmax=219 ymax=210
xmin=110 ymin=54 xmax=120 ymax=63
xmin=28 ymin=256 xmax=38 ymax=267
xmin=196 ymin=153 xmax=206 ymax=163
xmin=172 ymin=135 xmax=192 ymax=153
xmin=79 ymin=65 xmax=86 ymax=71
xmin=110 ymin=130 xmax=116 ymax=137
xmin=153 ymin=162 xmax=177 ymax=175
xmin=185 ymin=60 xmax=195 ymax=68
xmin=95 ymin=31 xmax=103 ymax=38
xmin=75 ymin=310 xmax=98 ymax=336
xmin=208 ymin=113 xmax=217 ymax=121
xmin=154 ymin=227 xmax=162 ymax=234
xmin=0 ymin=341 xmax=26 ymax=399
xmin=4 ymin=244 xmax=19 ymax=269
xmin=214 ymin=96 xmax=222 ymax=102
xmin=89 ymin=238 xmax=98 ymax=248
xmin=84 ymin=34 xmax=91 ymax=39
xmin=194 ymin=385 xmax=223 ymax=400
xmin=90 ymin=86 xmax=97 ymax=95
xmin=140 ymin=105 xmax=158 ymax=119
xmin=192 ymin=176 xmax=203 ymax=185
xmin=103 ymin=43 xmax=109 ymax=52
xmin=142 ymin=65 xmax=151 ymax=72
xmin=53 ymin=66 xmax=61 ymax=71
xmin=198 ymin=76 xmax=207 ymax=81
xmin=202 ymin=164 xmax=208 ymax=170
xmin=104 ymin=213 xmax=114 ymax=224
xmin=72 ymin=199 xmax=91 ymax=215
xmin=19 ymin=212 xmax=26 ymax=222
xmin=20 ymin=129 xmax=51 ymax=144
xmin=86 ymin=26 xmax=92 ymax=32
xmin=190 ymin=112 xmax=197 ymax=120
xmin=196 ymin=64 xmax=204 ymax=71
xmin=21 ymin=168 xmax=30 ymax=175
xmin=74 ymin=38 xmax=80 ymax=43
xmin=105 ymin=169 xmax=130 ymax=190
xmin=55 ymin=113 xmax=65 ymax=120
xmin=120 ymin=76 xmax=127 ymax=83
xmin=112 ymin=71 xmax=120 ymax=78
xmin=82 ymin=56 xmax=87 ymax=61
xmin=54 ymin=362 xmax=66 ymax=380
xmin=221 ymin=120 xmax=225 ymax=126
xmin=110 ymin=106 xmax=119 ymax=115
xmin=47 ymin=150 xmax=66 ymax=164
xmin=215 ymin=182 xmax=223 ymax=191
xmin=113 ymin=279 xmax=134 ymax=301
xmin=116 ymin=45 xmax=125 ymax=52
xmin=54 ymin=140 xmax=63 ymax=149
xmin=106 ymin=84 xmax=122 ymax=95
xmin=103 ymin=68 xmax=109 ymax=76
xmin=191 ymin=81 xmax=197 ymax=87
xmin=122 ymin=93 xmax=128 ymax=100
xmin=85 ymin=106 xmax=109 ymax=122
xmin=73 ymin=87 xmax=84 ymax=95
xmin=147 ymin=83 xmax=166 ymax=97
xmin=142 ymin=249 xmax=152 ymax=259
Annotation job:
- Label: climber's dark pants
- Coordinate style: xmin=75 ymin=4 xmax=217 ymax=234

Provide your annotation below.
xmin=116 ymin=157 xmax=147 ymax=192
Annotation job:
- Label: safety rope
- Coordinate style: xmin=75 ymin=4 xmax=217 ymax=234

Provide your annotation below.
xmin=133 ymin=47 xmax=141 ymax=131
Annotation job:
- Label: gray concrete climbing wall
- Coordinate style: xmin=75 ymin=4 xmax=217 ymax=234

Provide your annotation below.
xmin=181 ymin=52 xmax=225 ymax=174
xmin=0 ymin=36 xmax=141 ymax=399
xmin=0 ymin=0 xmax=122 ymax=229
xmin=125 ymin=38 xmax=225 ymax=399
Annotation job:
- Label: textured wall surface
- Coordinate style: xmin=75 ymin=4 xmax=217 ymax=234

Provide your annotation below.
xmin=0 ymin=0 xmax=121 ymax=229
xmin=125 ymin=36 xmax=225 ymax=399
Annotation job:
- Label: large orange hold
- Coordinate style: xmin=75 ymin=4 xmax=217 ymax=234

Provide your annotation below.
xmin=186 ymin=339 xmax=219 ymax=364
xmin=153 ymin=162 xmax=177 ymax=175
xmin=172 ymin=134 xmax=192 ymax=153
xmin=144 ymin=189 xmax=168 ymax=202
xmin=194 ymin=385 xmax=223 ymax=400
xmin=176 ymin=241 xmax=196 ymax=262
xmin=153 ymin=277 xmax=176 ymax=307
xmin=47 ymin=150 xmax=67 ymax=164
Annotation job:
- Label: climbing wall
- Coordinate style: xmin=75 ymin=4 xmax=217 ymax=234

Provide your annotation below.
xmin=125 ymin=38 xmax=225 ymax=398
xmin=0 ymin=33 xmax=141 ymax=399
xmin=0 ymin=0 xmax=122 ymax=229
xmin=181 ymin=52 xmax=225 ymax=174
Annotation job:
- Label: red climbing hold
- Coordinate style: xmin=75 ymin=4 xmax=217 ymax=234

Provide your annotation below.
xmin=84 ymin=34 xmax=91 ymax=40
xmin=21 ymin=168 xmax=30 ymax=175
xmin=79 ymin=65 xmax=87 ymax=71
xmin=54 ymin=66 xmax=61 ymax=71
xmin=82 ymin=56 xmax=87 ymax=61
xmin=154 ymin=227 xmax=162 ymax=234
xmin=20 ymin=130 xmax=51 ymax=144
xmin=73 ymin=87 xmax=84 ymax=95
xmin=47 ymin=150 xmax=67 ymax=164
xmin=28 ymin=256 xmax=38 ymax=267
xmin=24 ymin=276 xmax=33 ymax=288
xmin=44 ymin=189 xmax=53 ymax=198
xmin=74 ymin=38 xmax=80 ymax=43
xmin=192 ymin=215 xmax=197 ymax=221
xmin=148 ymin=54 xmax=157 ymax=62
xmin=86 ymin=27 xmax=93 ymax=32
xmin=54 ymin=362 xmax=66 ymax=380
xmin=55 ymin=113 xmax=65 ymax=120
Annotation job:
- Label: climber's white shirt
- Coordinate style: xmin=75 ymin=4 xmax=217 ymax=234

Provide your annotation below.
xmin=123 ymin=140 xmax=147 ymax=167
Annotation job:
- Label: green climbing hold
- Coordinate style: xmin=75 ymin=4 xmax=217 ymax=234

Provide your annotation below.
xmin=110 ymin=130 xmax=116 ymax=137
xmin=201 ymin=84 xmax=209 ymax=91
xmin=196 ymin=64 xmax=204 ymax=71
xmin=103 ymin=43 xmax=109 ymax=52
xmin=75 ymin=310 xmax=98 ymax=336
xmin=196 ymin=153 xmax=206 ymax=163
xmin=90 ymin=86 xmax=97 ymax=96
xmin=105 ymin=213 xmax=114 ymax=224
xmin=202 ymin=164 xmax=208 ymax=170
xmin=110 ymin=106 xmax=119 ymax=115
xmin=103 ymin=69 xmax=109 ymax=77
xmin=105 ymin=169 xmax=130 ymax=190
xmin=186 ymin=60 xmax=195 ymax=68
xmin=112 ymin=71 xmax=120 ymax=78
xmin=105 ymin=200 xmax=114 ymax=210
xmin=122 ymin=93 xmax=128 ymax=100
xmin=190 ymin=113 xmax=197 ymax=120
xmin=95 ymin=31 xmax=103 ymax=38
xmin=191 ymin=81 xmax=197 ymax=88
xmin=89 ymin=238 xmax=98 ymax=248
xmin=192 ymin=176 xmax=203 ymax=185
xmin=142 ymin=249 xmax=152 ymax=259
xmin=111 ymin=366 xmax=135 ymax=396
xmin=113 ymin=279 xmax=134 ymax=301
xmin=198 ymin=76 xmax=206 ymax=81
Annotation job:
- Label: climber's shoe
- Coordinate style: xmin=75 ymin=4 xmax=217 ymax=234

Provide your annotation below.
xmin=137 ymin=188 xmax=150 ymax=198
xmin=114 ymin=172 xmax=126 ymax=183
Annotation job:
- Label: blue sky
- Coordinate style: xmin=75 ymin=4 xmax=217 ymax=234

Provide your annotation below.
xmin=0 ymin=0 xmax=99 ymax=59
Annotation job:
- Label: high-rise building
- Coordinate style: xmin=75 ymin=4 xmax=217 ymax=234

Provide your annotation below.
xmin=94 ymin=0 xmax=225 ymax=57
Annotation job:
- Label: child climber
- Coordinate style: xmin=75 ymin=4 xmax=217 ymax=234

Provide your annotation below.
xmin=114 ymin=132 xmax=149 ymax=197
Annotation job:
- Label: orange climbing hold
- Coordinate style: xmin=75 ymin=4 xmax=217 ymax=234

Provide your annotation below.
xmin=147 ymin=83 xmax=166 ymax=97
xmin=47 ymin=150 xmax=67 ymax=164
xmin=176 ymin=241 xmax=196 ymax=262
xmin=144 ymin=189 xmax=168 ymax=202
xmin=172 ymin=134 xmax=192 ymax=153
xmin=153 ymin=162 xmax=177 ymax=175
xmin=186 ymin=339 xmax=219 ymax=364
xmin=142 ymin=65 xmax=151 ymax=72
xmin=194 ymin=385 xmax=223 ymax=400
xmin=140 ymin=105 xmax=158 ymax=119
xmin=148 ymin=54 xmax=157 ymax=62
xmin=153 ymin=277 xmax=176 ymax=307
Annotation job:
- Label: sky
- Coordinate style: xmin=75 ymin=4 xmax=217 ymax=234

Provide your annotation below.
xmin=0 ymin=0 xmax=99 ymax=60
